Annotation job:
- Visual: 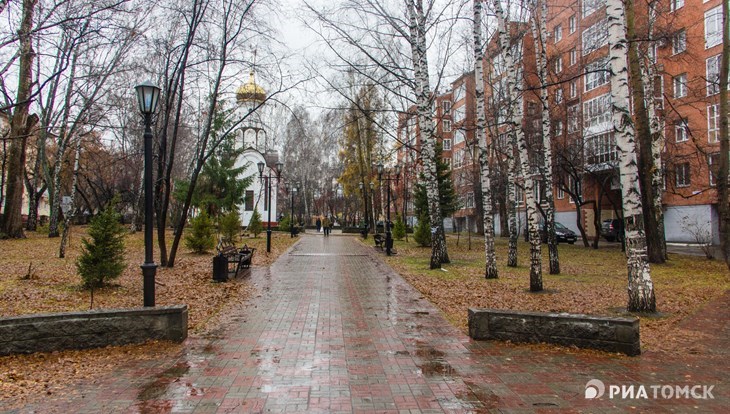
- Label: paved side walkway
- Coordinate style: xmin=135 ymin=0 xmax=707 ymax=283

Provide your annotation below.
xmin=13 ymin=235 xmax=728 ymax=413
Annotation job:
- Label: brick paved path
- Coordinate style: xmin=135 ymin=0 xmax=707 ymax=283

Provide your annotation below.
xmin=14 ymin=235 xmax=728 ymax=413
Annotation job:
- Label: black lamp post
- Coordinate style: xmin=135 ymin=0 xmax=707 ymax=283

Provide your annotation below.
xmin=377 ymin=163 xmax=401 ymax=256
xmin=258 ymin=160 xmax=283 ymax=253
xmin=369 ymin=182 xmax=375 ymax=233
xmin=134 ymin=80 xmax=161 ymax=307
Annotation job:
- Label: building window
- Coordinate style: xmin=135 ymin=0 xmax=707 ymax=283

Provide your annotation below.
xmin=568 ymin=175 xmax=582 ymax=204
xmin=675 ymin=119 xmax=689 ymax=142
xmin=555 ymin=120 xmax=564 ymax=136
xmin=557 ymin=183 xmax=565 ymax=199
xmin=443 ymin=138 xmax=452 ymax=150
xmin=583 ymin=93 xmax=612 ymax=130
xmin=706 ymin=55 xmax=721 ymax=96
xmin=245 ymin=190 xmax=254 ymax=211
xmin=443 ymin=157 xmax=452 ymax=169
xmin=443 ymin=119 xmax=451 ymax=132
xmin=554 ymin=25 xmax=563 ymax=43
xmin=673 ymin=73 xmax=687 ymax=98
xmin=454 ymin=128 xmax=465 ymax=145
xmin=672 ymin=30 xmax=686 ymax=55
xmin=453 ymin=105 xmax=466 ymax=123
xmin=442 ymin=100 xmax=451 ymax=115
xmin=708 ymin=104 xmax=720 ymax=143
xmin=554 ymin=88 xmax=563 ymax=105
xmin=705 ymin=6 xmax=722 ymax=49
xmin=466 ymin=192 xmax=475 ymax=208
xmin=570 ymin=48 xmax=577 ymax=66
xmin=671 ymin=0 xmax=684 ymax=11
xmin=676 ymin=163 xmax=691 ymax=187
xmin=584 ymin=57 xmax=609 ymax=91
xmin=582 ymin=0 xmax=605 ymax=18
xmin=554 ymin=56 xmax=563 ymax=73
xmin=586 ymin=132 xmax=617 ymax=165
xmin=582 ymin=18 xmax=608 ymax=56
xmin=569 ymin=15 xmax=576 ymax=34
xmin=568 ymin=104 xmax=580 ymax=133
xmin=709 ymin=153 xmax=720 ymax=186
xmin=570 ymin=80 xmax=578 ymax=98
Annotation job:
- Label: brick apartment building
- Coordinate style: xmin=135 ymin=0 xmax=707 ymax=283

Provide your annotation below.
xmin=396 ymin=0 xmax=725 ymax=244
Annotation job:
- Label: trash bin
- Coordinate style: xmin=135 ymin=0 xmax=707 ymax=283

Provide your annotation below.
xmin=212 ymin=254 xmax=228 ymax=282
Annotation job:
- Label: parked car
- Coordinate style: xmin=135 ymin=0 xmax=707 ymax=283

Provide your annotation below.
xmin=524 ymin=221 xmax=577 ymax=244
xmin=601 ymin=218 xmax=624 ymax=242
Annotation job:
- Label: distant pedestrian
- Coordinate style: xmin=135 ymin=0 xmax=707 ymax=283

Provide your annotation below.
xmin=316 ymin=217 xmax=322 ymax=233
xmin=322 ymin=216 xmax=331 ymax=236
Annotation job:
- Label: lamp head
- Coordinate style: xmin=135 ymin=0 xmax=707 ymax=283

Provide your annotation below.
xmin=257 ymin=161 xmax=265 ymax=178
xmin=134 ymin=80 xmax=161 ymax=115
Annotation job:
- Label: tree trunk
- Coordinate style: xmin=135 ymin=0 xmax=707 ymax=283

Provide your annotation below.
xmin=474 ymin=0 xmax=498 ymax=278
xmin=606 ymin=0 xmax=655 ymax=312
xmin=719 ymin=0 xmax=730 ymax=269
xmin=625 ymin=0 xmax=664 ymax=264
xmin=507 ymin=148 xmax=518 ymax=266
xmin=1 ymin=0 xmax=38 ymax=239
xmin=59 ymin=137 xmax=82 ymax=258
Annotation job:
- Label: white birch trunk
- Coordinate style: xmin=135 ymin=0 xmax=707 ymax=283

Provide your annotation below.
xmin=407 ymin=0 xmax=448 ymax=268
xmin=507 ymin=143 xmax=518 ymax=267
xmin=530 ymin=0 xmax=559 ymax=274
xmin=493 ymin=0 xmax=542 ymax=290
xmin=474 ymin=0 xmax=498 ymax=279
xmin=606 ymin=0 xmax=655 ymax=311
xmin=59 ymin=136 xmax=82 ymax=258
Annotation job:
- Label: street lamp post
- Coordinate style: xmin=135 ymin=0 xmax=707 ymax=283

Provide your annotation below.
xmin=258 ymin=160 xmax=283 ymax=253
xmin=369 ymin=182 xmax=375 ymax=234
xmin=286 ymin=182 xmax=298 ymax=238
xmin=135 ymin=80 xmax=161 ymax=307
xmin=377 ymin=163 xmax=401 ymax=256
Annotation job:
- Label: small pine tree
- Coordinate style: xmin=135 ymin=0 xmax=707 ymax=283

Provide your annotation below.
xmin=185 ymin=211 xmax=216 ymax=253
xmin=248 ymin=210 xmax=263 ymax=237
xmin=219 ymin=210 xmax=241 ymax=243
xmin=392 ymin=215 xmax=406 ymax=240
xmin=278 ymin=215 xmax=291 ymax=232
xmin=413 ymin=214 xmax=431 ymax=247
xmin=76 ymin=204 xmax=127 ymax=288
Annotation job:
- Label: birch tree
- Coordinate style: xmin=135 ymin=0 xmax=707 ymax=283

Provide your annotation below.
xmin=473 ymin=0 xmax=498 ymax=279
xmin=492 ymin=0 xmax=542 ymax=290
xmin=606 ymin=0 xmax=655 ymax=311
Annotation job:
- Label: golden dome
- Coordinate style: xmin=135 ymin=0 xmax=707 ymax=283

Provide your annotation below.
xmin=236 ymin=71 xmax=266 ymax=104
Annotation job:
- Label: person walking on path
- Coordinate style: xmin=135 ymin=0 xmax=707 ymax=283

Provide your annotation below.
xmin=322 ymin=216 xmax=331 ymax=236
xmin=315 ymin=216 xmax=322 ymax=233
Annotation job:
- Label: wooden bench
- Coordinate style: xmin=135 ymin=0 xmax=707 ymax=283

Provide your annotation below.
xmin=373 ymin=233 xmax=385 ymax=249
xmin=217 ymin=241 xmax=255 ymax=278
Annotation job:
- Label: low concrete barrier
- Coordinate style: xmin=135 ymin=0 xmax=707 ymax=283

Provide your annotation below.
xmin=0 ymin=305 xmax=188 ymax=356
xmin=468 ymin=308 xmax=640 ymax=356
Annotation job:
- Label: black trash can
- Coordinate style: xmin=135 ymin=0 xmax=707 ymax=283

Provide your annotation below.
xmin=212 ymin=254 xmax=228 ymax=282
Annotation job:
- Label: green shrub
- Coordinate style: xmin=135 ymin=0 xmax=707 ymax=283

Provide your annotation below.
xmin=392 ymin=215 xmax=406 ymax=240
xmin=413 ymin=214 xmax=431 ymax=247
xmin=185 ymin=211 xmax=216 ymax=253
xmin=278 ymin=215 xmax=291 ymax=232
xmin=248 ymin=210 xmax=263 ymax=237
xmin=76 ymin=204 xmax=126 ymax=288
xmin=219 ymin=210 xmax=241 ymax=243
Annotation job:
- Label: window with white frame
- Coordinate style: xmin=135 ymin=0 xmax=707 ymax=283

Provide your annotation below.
xmin=705 ymin=6 xmax=722 ymax=49
xmin=557 ymin=183 xmax=565 ymax=199
xmin=555 ymin=88 xmax=563 ymax=104
xmin=466 ymin=192 xmax=475 ymax=208
xmin=454 ymin=128 xmax=465 ymax=145
xmin=555 ymin=120 xmax=564 ymax=136
xmin=671 ymin=0 xmax=684 ymax=11
xmin=708 ymin=104 xmax=720 ymax=143
xmin=570 ymin=48 xmax=577 ymax=66
xmin=583 ymin=93 xmax=612 ymax=130
xmin=442 ymin=138 xmax=452 ymax=150
xmin=586 ymin=132 xmax=617 ymax=165
xmin=442 ymin=100 xmax=451 ymax=115
xmin=554 ymin=56 xmax=563 ymax=73
xmin=554 ymin=25 xmax=563 ymax=43
xmin=443 ymin=119 xmax=452 ymax=132
xmin=672 ymin=30 xmax=686 ymax=55
xmin=570 ymin=80 xmax=578 ymax=98
xmin=568 ymin=104 xmax=580 ymax=133
xmin=709 ymin=153 xmax=720 ymax=186
xmin=673 ymin=73 xmax=687 ymax=98
xmin=675 ymin=119 xmax=689 ymax=142
xmin=706 ymin=55 xmax=721 ymax=95
xmin=453 ymin=104 xmax=466 ymax=123
xmin=585 ymin=57 xmax=609 ymax=91
xmin=453 ymin=148 xmax=464 ymax=168
xmin=676 ymin=162 xmax=691 ymax=187
xmin=582 ymin=18 xmax=608 ymax=56
xmin=582 ymin=0 xmax=605 ymax=18
xmin=569 ymin=15 xmax=576 ymax=34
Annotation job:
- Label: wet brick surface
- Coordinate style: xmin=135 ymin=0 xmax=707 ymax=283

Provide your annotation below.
xmin=8 ymin=235 xmax=728 ymax=413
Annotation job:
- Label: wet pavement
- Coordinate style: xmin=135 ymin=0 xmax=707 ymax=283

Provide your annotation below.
xmin=11 ymin=235 xmax=728 ymax=413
